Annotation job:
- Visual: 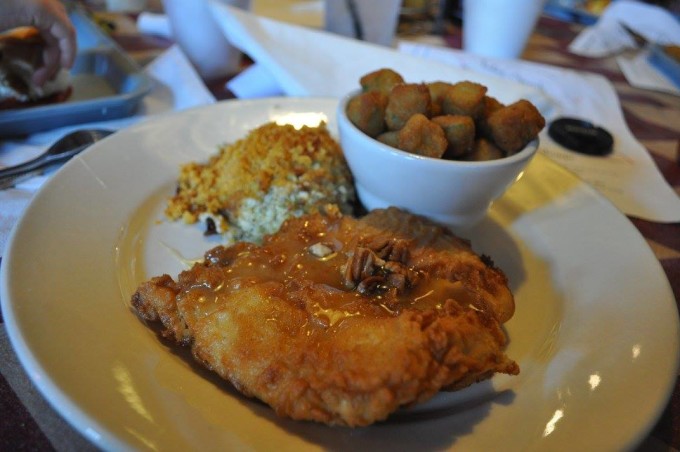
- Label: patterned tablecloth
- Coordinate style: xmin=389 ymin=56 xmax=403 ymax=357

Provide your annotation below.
xmin=0 ymin=11 xmax=678 ymax=451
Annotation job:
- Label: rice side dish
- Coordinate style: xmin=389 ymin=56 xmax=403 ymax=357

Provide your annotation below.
xmin=165 ymin=122 xmax=356 ymax=243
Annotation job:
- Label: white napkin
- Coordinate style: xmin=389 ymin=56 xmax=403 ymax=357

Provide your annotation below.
xmin=617 ymin=48 xmax=680 ymax=95
xmin=227 ymin=63 xmax=284 ymax=98
xmin=569 ymin=0 xmax=680 ymax=56
xmin=400 ymin=42 xmax=680 ymax=223
xmin=569 ymin=0 xmax=680 ymax=94
xmin=209 ymin=3 xmax=680 ymax=223
xmin=0 ymin=45 xmax=215 ymax=257
xmin=209 ymin=2 xmax=549 ymax=108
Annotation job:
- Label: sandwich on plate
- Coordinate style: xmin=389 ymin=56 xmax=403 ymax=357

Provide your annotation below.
xmin=0 ymin=26 xmax=72 ymax=110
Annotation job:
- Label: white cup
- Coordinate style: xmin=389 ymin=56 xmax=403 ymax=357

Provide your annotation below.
xmin=162 ymin=0 xmax=251 ymax=81
xmin=324 ymin=0 xmax=402 ymax=46
xmin=463 ymin=0 xmax=547 ymax=59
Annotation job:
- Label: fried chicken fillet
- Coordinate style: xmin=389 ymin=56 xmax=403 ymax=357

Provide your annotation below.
xmin=132 ymin=207 xmax=518 ymax=427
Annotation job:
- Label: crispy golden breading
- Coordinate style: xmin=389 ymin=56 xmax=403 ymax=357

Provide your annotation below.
xmin=440 ymin=81 xmax=488 ymax=120
xmin=165 ymin=122 xmax=355 ymax=243
xmin=385 ymin=83 xmax=432 ymax=131
xmin=476 ymin=95 xmax=505 ymax=137
xmin=346 ymin=91 xmax=388 ymax=137
xmin=463 ymin=137 xmax=505 ymax=161
xmin=360 ymin=68 xmax=404 ymax=94
xmin=485 ymin=100 xmax=546 ymax=154
xmin=132 ymin=207 xmax=519 ymax=427
xmin=427 ymin=81 xmax=453 ymax=117
xmin=432 ymin=114 xmax=476 ymax=158
xmin=397 ymin=113 xmax=448 ymax=158
xmin=376 ymin=129 xmax=399 ymax=148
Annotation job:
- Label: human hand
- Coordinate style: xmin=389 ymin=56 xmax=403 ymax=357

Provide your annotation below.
xmin=0 ymin=0 xmax=76 ymax=86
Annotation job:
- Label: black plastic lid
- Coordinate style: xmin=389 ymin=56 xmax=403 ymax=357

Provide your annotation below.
xmin=548 ymin=117 xmax=614 ymax=156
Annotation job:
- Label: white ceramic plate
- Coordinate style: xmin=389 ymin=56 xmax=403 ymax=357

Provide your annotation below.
xmin=1 ymin=98 xmax=678 ymax=451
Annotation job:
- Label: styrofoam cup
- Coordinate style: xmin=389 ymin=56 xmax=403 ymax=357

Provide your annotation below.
xmin=463 ymin=0 xmax=546 ymax=59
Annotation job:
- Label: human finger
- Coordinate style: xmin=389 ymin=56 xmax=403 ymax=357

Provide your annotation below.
xmin=32 ymin=35 xmax=61 ymax=86
xmin=49 ymin=20 xmax=76 ymax=69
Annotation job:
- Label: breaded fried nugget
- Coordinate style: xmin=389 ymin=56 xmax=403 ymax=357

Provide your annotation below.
xmin=376 ymin=130 xmax=399 ymax=148
xmin=476 ymin=95 xmax=505 ymax=137
xmin=397 ymin=113 xmax=447 ymax=158
xmin=427 ymin=81 xmax=454 ymax=117
xmin=486 ymin=99 xmax=546 ymax=154
xmin=360 ymin=68 xmax=404 ymax=94
xmin=346 ymin=91 xmax=388 ymax=137
xmin=440 ymin=81 xmax=487 ymax=120
xmin=432 ymin=115 xmax=476 ymax=158
xmin=385 ymin=83 xmax=432 ymax=131
xmin=464 ymin=137 xmax=505 ymax=161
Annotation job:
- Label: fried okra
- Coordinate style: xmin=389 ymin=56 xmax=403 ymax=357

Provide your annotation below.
xmin=463 ymin=138 xmax=505 ymax=161
xmin=385 ymin=83 xmax=432 ymax=131
xmin=377 ymin=130 xmax=399 ymax=148
xmin=347 ymin=69 xmax=546 ymax=162
xmin=397 ymin=113 xmax=448 ymax=158
xmin=476 ymin=96 xmax=505 ymax=137
xmin=485 ymin=100 xmax=546 ymax=154
xmin=346 ymin=91 xmax=388 ymax=137
xmin=440 ymin=81 xmax=487 ymax=120
xmin=428 ymin=81 xmax=453 ymax=117
xmin=360 ymin=68 xmax=404 ymax=94
xmin=432 ymin=115 xmax=476 ymax=158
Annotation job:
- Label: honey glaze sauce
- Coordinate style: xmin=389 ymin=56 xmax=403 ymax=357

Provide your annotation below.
xmin=181 ymin=214 xmax=491 ymax=331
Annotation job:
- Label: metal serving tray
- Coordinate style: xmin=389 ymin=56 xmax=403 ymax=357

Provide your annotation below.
xmin=0 ymin=9 xmax=153 ymax=137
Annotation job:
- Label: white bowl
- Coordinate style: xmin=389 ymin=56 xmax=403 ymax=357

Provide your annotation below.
xmin=337 ymin=91 xmax=539 ymax=228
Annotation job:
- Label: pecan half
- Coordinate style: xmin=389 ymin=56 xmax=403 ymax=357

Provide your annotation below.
xmin=385 ymin=272 xmax=407 ymax=293
xmin=343 ymin=246 xmax=385 ymax=288
xmin=383 ymin=261 xmax=420 ymax=292
xmin=365 ymin=237 xmax=410 ymax=263
xmin=385 ymin=239 xmax=410 ymax=263
xmin=343 ymin=237 xmax=421 ymax=295
xmin=356 ymin=275 xmax=387 ymax=294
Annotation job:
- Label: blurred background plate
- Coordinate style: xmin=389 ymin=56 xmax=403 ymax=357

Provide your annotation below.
xmin=0 ymin=8 xmax=152 ymax=137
